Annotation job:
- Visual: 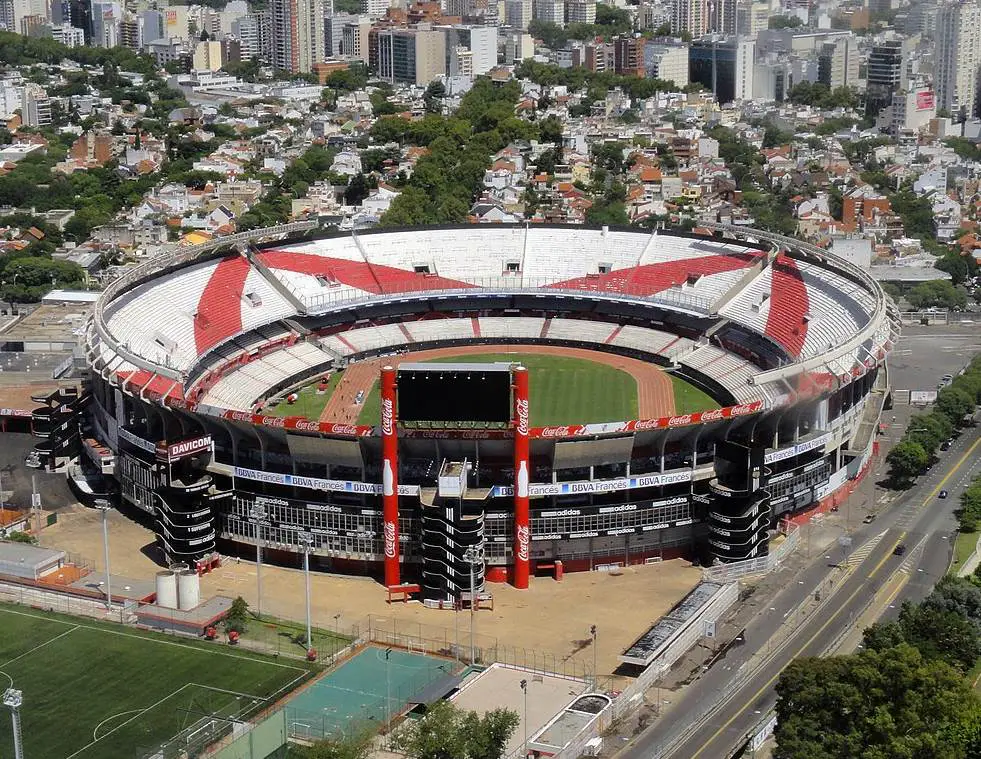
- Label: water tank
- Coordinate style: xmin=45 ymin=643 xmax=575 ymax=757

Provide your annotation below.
xmin=155 ymin=571 xmax=178 ymax=609
xmin=177 ymin=569 xmax=200 ymax=610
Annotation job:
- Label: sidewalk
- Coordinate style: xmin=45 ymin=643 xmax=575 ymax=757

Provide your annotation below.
xmin=957 ymin=535 xmax=981 ymax=578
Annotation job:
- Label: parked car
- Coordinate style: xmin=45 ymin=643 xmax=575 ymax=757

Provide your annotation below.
xmin=941 ymin=440 xmax=952 ymax=451
xmin=863 ymin=513 xmax=876 ymax=524
xmin=940 ymin=490 xmax=949 ymax=499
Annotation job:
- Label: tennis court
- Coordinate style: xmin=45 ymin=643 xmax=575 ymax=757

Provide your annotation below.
xmin=283 ymin=646 xmax=466 ymax=740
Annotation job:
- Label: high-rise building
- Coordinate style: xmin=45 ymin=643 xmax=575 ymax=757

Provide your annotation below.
xmin=865 ymin=39 xmax=906 ymax=120
xmin=439 ymin=24 xmax=497 ymax=76
xmin=340 ymin=16 xmax=371 ymax=62
xmin=361 ymin=0 xmax=389 ymax=19
xmin=233 ymin=12 xmax=271 ymax=60
xmin=614 ymin=35 xmax=646 ymax=76
xmin=817 ymin=37 xmax=858 ymax=90
xmin=533 ymin=0 xmax=564 ymax=25
xmin=377 ymin=25 xmax=446 ymax=84
xmin=324 ymin=11 xmax=357 ymax=56
xmin=139 ymin=9 xmax=165 ymax=44
xmin=689 ymin=35 xmax=754 ymax=103
xmin=0 ymin=1 xmax=15 ymax=31
xmin=193 ymin=39 xmax=224 ymax=70
xmin=572 ymin=40 xmax=614 ymax=71
xmin=504 ymin=0 xmax=531 ymax=28
xmin=564 ymin=0 xmax=595 ymax=23
xmin=271 ymin=0 xmax=325 ymax=73
xmin=48 ymin=22 xmax=85 ymax=45
xmin=119 ymin=12 xmax=141 ymax=49
xmin=503 ymin=30 xmax=534 ymax=62
xmin=935 ymin=1 xmax=981 ymax=119
xmin=19 ymin=12 xmax=44 ymax=34
xmin=644 ymin=41 xmax=689 ymax=86
xmin=91 ymin=0 xmax=121 ymax=47
xmin=707 ymin=0 xmax=736 ymax=33
xmin=672 ymin=0 xmax=707 ymax=36
xmin=21 ymin=84 xmax=52 ymax=127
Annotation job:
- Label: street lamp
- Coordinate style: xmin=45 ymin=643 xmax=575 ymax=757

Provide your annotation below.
xmin=385 ymin=647 xmax=392 ymax=745
xmin=463 ymin=545 xmax=484 ymax=664
xmin=249 ymin=503 xmax=266 ymax=619
xmin=590 ymin=624 xmax=597 ymax=690
xmin=333 ymin=612 xmax=341 ymax=658
xmin=3 ymin=688 xmax=23 ymax=759
xmin=93 ymin=499 xmax=113 ymax=611
xmin=298 ymin=531 xmax=314 ymax=653
xmin=520 ymin=678 xmax=528 ymax=757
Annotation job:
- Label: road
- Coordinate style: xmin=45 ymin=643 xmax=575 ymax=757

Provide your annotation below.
xmin=618 ymin=428 xmax=981 ymax=759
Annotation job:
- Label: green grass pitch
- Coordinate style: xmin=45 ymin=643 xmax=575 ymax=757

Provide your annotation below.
xmin=0 ymin=604 xmax=312 ymax=759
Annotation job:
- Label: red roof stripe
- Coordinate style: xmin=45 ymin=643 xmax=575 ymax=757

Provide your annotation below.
xmin=194 ymin=256 xmax=252 ymax=355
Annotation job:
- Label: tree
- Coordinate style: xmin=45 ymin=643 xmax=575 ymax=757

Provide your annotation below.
xmin=423 ymin=80 xmax=446 ymax=114
xmin=300 ymin=724 xmax=375 ymax=759
xmin=774 ymin=644 xmax=981 ymax=759
xmin=3 ymin=532 xmax=37 ymax=545
xmin=886 ymin=439 xmax=929 ymax=482
xmin=937 ymin=387 xmax=975 ymax=424
xmin=906 ymin=280 xmax=968 ymax=310
xmin=395 ymin=700 xmax=519 ymax=759
xmin=225 ymin=595 xmax=250 ymax=633
xmin=344 ymin=173 xmax=369 ymax=206
xmin=769 ymin=14 xmax=803 ymax=28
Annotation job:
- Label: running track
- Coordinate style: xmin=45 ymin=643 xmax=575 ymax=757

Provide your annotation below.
xmin=319 ymin=345 xmax=675 ymax=424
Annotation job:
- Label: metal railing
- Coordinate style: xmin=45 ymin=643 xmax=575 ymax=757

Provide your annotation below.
xmin=701 ymin=523 xmax=800 ymax=583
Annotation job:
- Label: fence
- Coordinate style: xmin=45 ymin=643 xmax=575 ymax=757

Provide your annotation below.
xmin=0 ymin=580 xmax=137 ymax=623
xmin=700 ymin=523 xmax=800 ymax=583
xmin=364 ymin=614 xmax=590 ymax=680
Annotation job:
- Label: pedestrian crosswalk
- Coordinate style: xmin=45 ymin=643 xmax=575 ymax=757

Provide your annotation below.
xmin=847 ymin=531 xmax=888 ymax=567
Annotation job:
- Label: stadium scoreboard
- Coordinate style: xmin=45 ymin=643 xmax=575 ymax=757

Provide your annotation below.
xmin=397 ymin=362 xmax=514 ymax=424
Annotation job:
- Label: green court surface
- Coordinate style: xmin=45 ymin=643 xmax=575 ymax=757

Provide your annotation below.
xmin=0 ymin=604 xmax=312 ymax=759
xmin=283 ymin=646 xmax=464 ymax=739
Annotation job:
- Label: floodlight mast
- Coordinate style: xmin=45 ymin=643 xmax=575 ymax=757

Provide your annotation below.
xmin=3 ymin=688 xmax=24 ymax=759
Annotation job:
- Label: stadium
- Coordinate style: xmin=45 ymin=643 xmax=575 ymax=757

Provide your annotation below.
xmin=58 ymin=223 xmax=898 ymax=602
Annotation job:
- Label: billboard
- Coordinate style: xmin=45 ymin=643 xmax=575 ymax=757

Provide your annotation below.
xmin=915 ymin=91 xmax=935 ymax=111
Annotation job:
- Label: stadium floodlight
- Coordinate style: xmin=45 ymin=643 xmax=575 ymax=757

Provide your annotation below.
xmin=590 ymin=625 xmax=598 ymax=691
xmin=463 ymin=545 xmax=484 ymax=665
xmin=298 ymin=531 xmax=314 ymax=651
xmin=3 ymin=688 xmax=23 ymax=759
xmin=93 ymin=499 xmax=113 ymax=611
xmin=519 ymin=679 xmax=528 ymax=756
xmin=249 ymin=503 xmax=267 ymax=619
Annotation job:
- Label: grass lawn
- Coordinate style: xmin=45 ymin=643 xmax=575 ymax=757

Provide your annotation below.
xmin=246 ymin=613 xmax=352 ymax=659
xmin=0 ymin=604 xmax=313 ymax=759
xmin=266 ymin=371 xmax=341 ymax=419
xmin=387 ymin=352 xmax=641 ymax=426
xmin=669 ymin=374 xmax=719 ymax=414
xmin=949 ymin=531 xmax=979 ymax=575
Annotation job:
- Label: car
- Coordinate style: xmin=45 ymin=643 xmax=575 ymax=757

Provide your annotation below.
xmin=942 ymin=373 xmax=954 ymax=381
xmin=863 ymin=514 xmax=876 ymax=524
xmin=940 ymin=490 xmax=949 ymax=499
xmin=894 ymin=543 xmax=907 ymax=556
xmin=941 ymin=440 xmax=952 ymax=451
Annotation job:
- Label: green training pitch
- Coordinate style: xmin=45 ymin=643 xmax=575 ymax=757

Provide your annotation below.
xmin=0 ymin=604 xmax=313 ymax=759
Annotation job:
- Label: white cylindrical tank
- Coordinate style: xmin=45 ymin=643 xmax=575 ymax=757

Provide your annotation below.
xmin=177 ymin=569 xmax=200 ymax=610
xmin=155 ymin=571 xmax=178 ymax=609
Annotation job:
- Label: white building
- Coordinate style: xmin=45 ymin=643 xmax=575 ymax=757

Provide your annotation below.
xmin=21 ymin=84 xmax=51 ymax=127
xmin=48 ymin=23 xmax=85 ymax=47
xmin=361 ymin=0 xmax=390 ymax=19
xmin=504 ymin=31 xmax=535 ymax=63
xmin=643 ymin=42 xmax=689 ymax=87
xmin=564 ymin=0 xmax=596 ymax=24
xmin=533 ymin=0 xmax=565 ymax=25
xmin=935 ymin=1 xmax=981 ymax=119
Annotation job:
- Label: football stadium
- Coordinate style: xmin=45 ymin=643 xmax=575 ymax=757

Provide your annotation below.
xmin=47 ymin=223 xmax=898 ymax=602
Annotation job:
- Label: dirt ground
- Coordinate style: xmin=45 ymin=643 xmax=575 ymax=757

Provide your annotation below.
xmin=36 ymin=504 xmax=701 ymax=681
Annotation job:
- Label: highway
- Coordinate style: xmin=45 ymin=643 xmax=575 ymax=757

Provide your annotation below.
xmin=618 ymin=428 xmax=981 ymax=759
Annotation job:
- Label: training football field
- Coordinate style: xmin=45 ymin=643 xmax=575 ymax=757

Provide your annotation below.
xmin=0 ymin=604 xmax=312 ymax=759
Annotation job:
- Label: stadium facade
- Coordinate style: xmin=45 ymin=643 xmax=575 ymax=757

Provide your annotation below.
xmin=49 ymin=224 xmax=899 ymax=602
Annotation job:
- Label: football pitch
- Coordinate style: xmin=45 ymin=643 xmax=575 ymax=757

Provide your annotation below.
xmin=0 ymin=604 xmax=313 ymax=759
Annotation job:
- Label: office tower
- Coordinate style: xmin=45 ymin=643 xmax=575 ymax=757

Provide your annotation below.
xmin=614 ymin=35 xmax=646 ymax=76
xmin=935 ymin=1 xmax=981 ymax=119
xmin=233 ymin=11 xmax=271 ymax=59
xmin=865 ymin=39 xmax=906 ymax=120
xmin=270 ymin=0 xmax=325 ymax=73
xmin=644 ymin=41 xmax=689 ymax=86
xmin=440 ymin=24 xmax=496 ymax=76
xmin=377 ymin=26 xmax=446 ymax=84
xmin=689 ymin=35 xmax=754 ymax=103
xmin=21 ymin=84 xmax=52 ymax=127
xmin=361 ymin=0 xmax=389 ymax=18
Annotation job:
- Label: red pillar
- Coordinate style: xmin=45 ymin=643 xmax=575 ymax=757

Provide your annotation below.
xmin=381 ymin=366 xmax=400 ymax=587
xmin=513 ymin=365 xmax=530 ymax=589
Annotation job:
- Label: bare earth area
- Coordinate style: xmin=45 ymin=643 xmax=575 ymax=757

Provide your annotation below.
xmin=37 ymin=503 xmax=700 ymax=682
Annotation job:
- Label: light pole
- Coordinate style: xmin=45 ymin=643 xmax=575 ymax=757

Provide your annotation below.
xmin=333 ymin=612 xmax=341 ymax=658
xmin=385 ymin=647 xmax=392 ymax=745
xmin=520 ymin=678 xmax=528 ymax=757
xmin=250 ymin=503 xmax=266 ymax=619
xmin=299 ymin=531 xmax=314 ymax=653
xmin=463 ymin=545 xmax=484 ymax=664
xmin=3 ymin=688 xmax=23 ymax=759
xmin=590 ymin=624 xmax=597 ymax=690
xmin=94 ymin=499 xmax=112 ymax=611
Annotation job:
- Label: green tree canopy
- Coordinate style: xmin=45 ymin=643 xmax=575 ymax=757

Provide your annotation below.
xmin=394 ymin=700 xmax=519 ymax=759
xmin=886 ymin=438 xmax=929 ymax=482
xmin=774 ymin=644 xmax=981 ymax=759
xmin=906 ymin=280 xmax=968 ymax=310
